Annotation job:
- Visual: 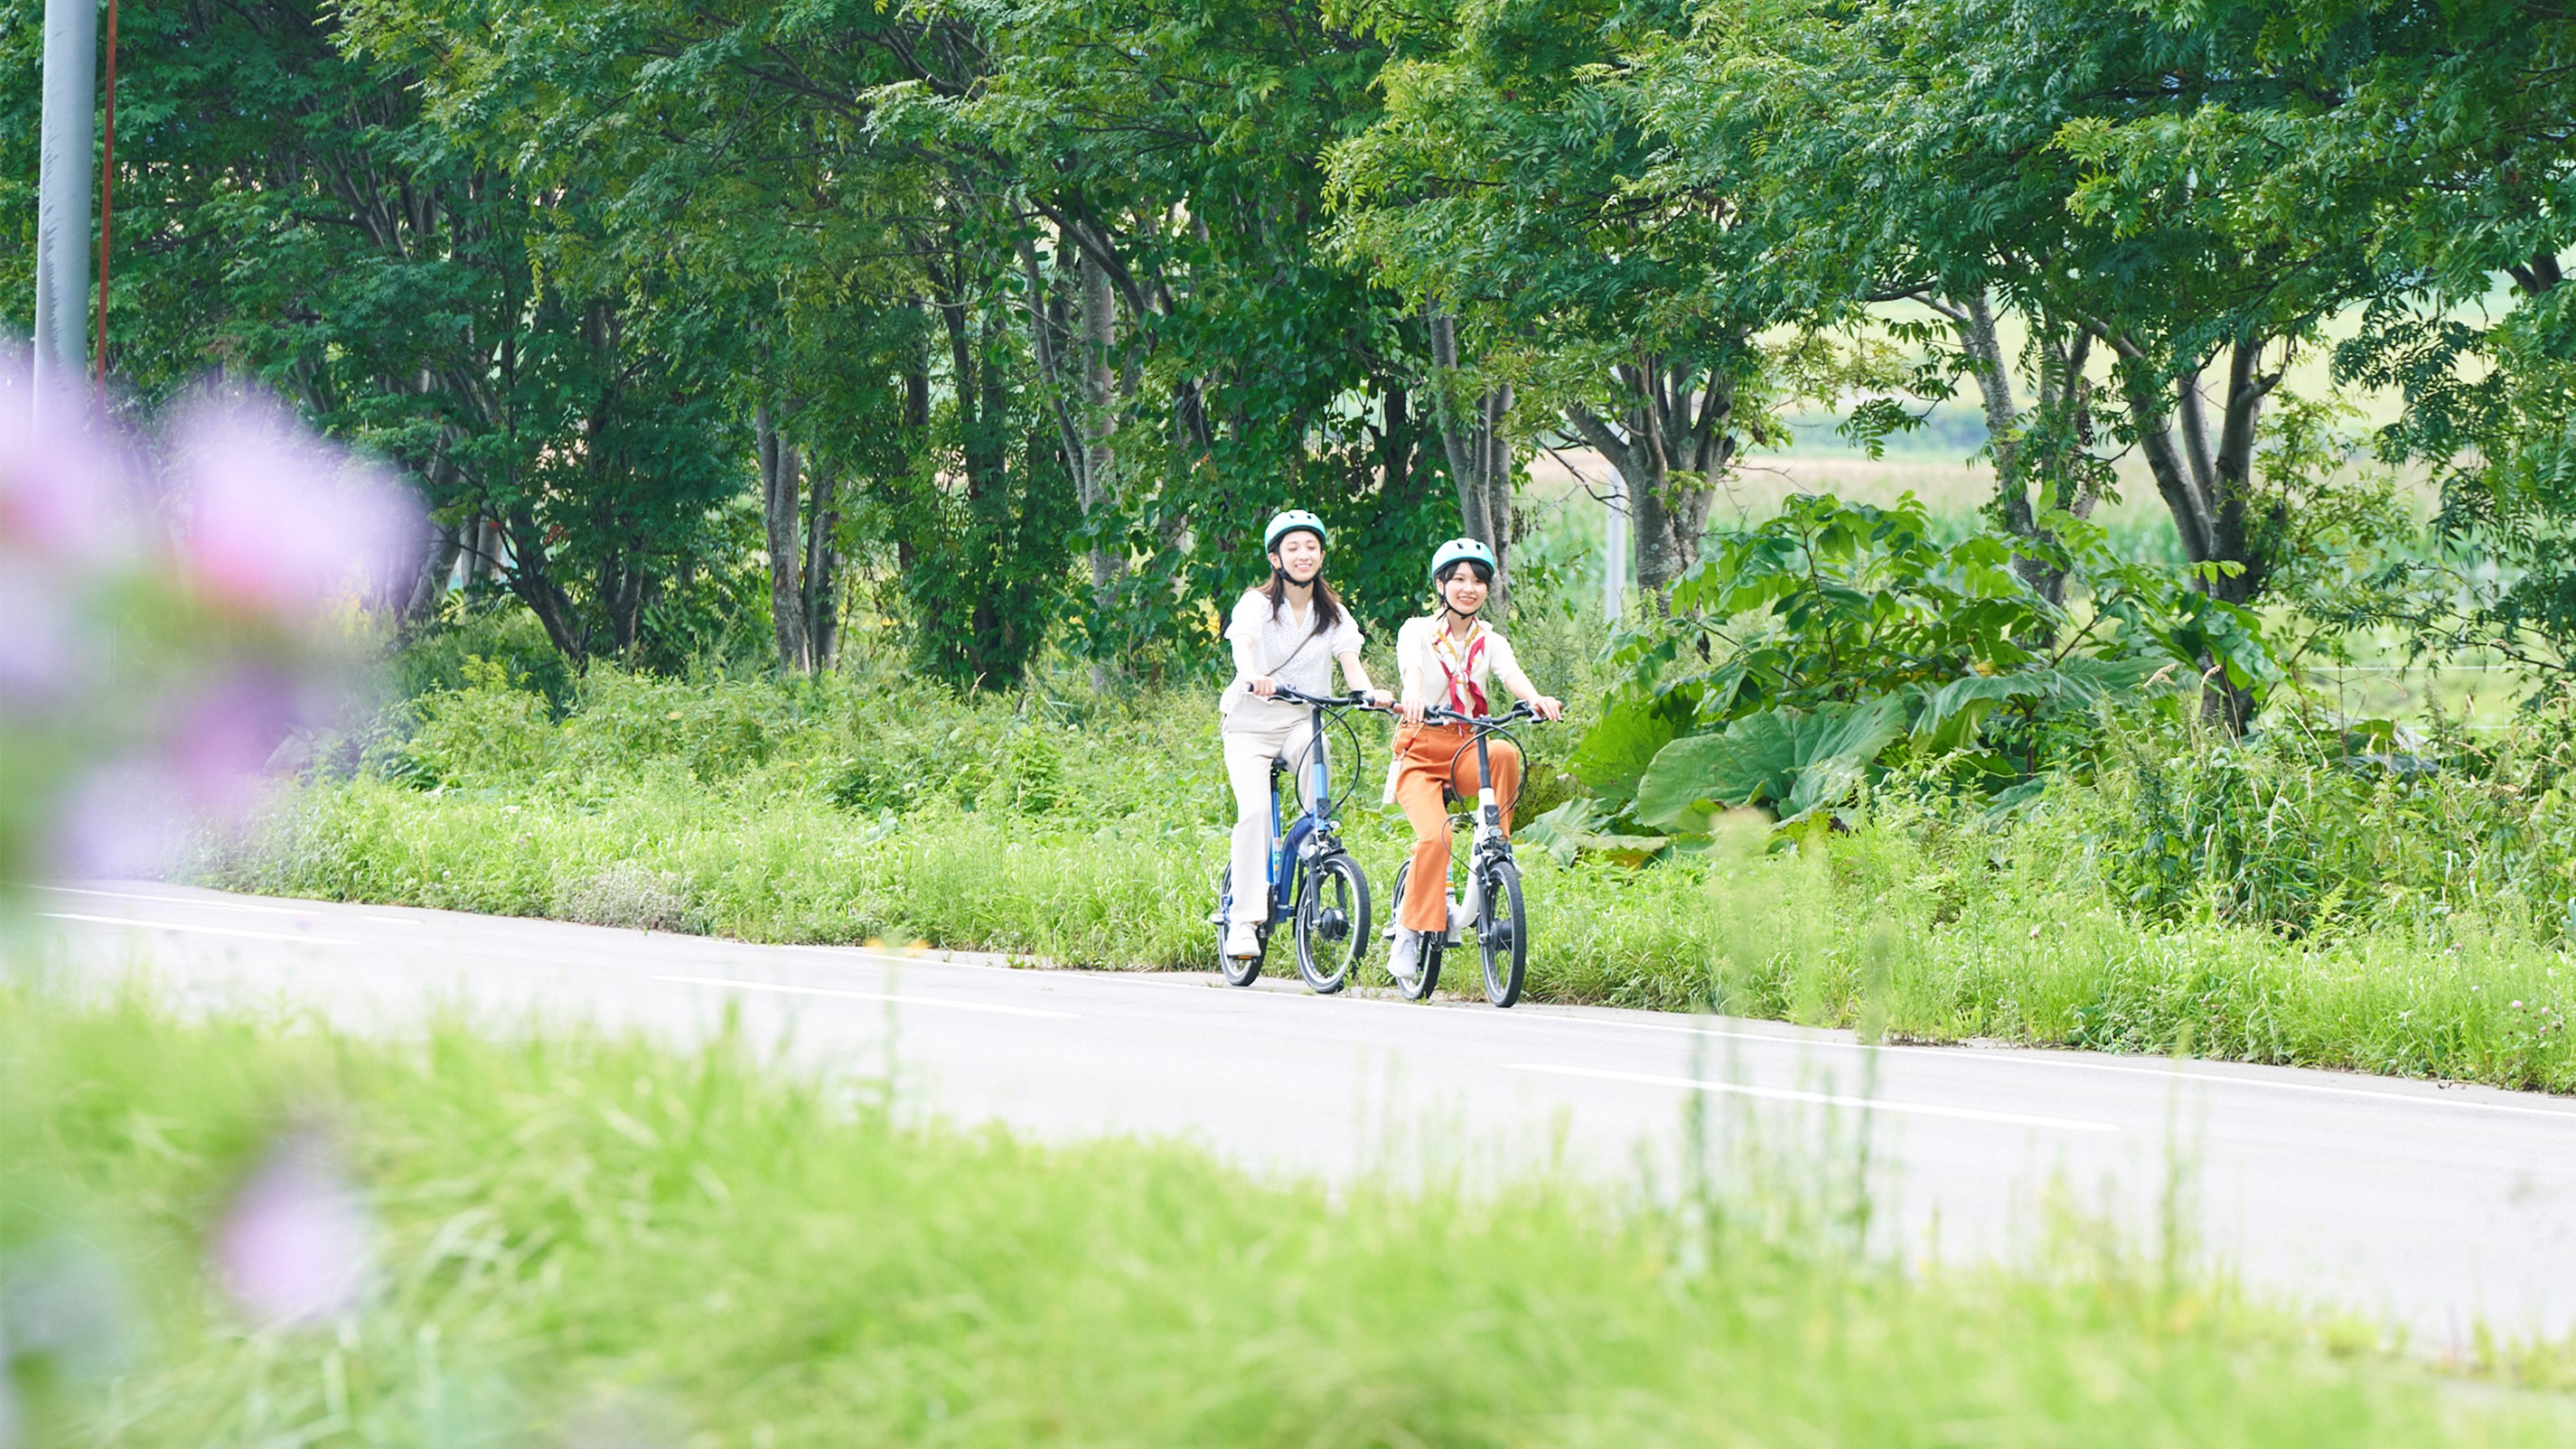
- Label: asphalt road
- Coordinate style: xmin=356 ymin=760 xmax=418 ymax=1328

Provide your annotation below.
xmin=23 ymin=880 xmax=2576 ymax=1343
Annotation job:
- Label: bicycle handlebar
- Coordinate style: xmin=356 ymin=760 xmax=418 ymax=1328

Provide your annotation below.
xmin=1420 ymin=701 xmax=1546 ymax=728
xmin=1255 ymin=687 xmax=1558 ymax=726
xmin=1265 ymin=685 xmax=1378 ymax=710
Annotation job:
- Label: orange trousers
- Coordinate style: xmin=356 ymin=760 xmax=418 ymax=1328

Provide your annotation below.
xmin=1391 ymin=722 xmax=1522 ymax=933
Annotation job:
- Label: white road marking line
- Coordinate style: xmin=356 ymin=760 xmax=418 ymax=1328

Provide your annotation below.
xmin=1465 ymin=1005 xmax=2576 ymax=1125
xmin=40 ymin=884 xmax=325 ymax=917
xmin=37 ymin=912 xmax=358 ymax=946
xmin=42 ymin=885 xmax=417 ymax=932
xmin=656 ymin=975 xmax=1082 ymax=1021
xmin=1508 ymin=1062 xmax=2120 ymax=1134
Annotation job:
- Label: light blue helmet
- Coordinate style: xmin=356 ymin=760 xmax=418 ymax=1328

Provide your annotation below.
xmin=1264 ymin=509 xmax=1329 ymax=553
xmin=1429 ymin=536 xmax=1498 ymax=585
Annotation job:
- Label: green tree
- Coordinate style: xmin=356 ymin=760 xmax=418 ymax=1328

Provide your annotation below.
xmin=0 ymin=0 xmax=754 ymax=667
xmin=1329 ymin=0 xmax=1793 ymax=600
xmin=1623 ymin=0 xmax=2386 ymax=721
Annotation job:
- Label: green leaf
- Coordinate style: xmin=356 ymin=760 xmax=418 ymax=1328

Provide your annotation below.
xmin=1913 ymin=673 xmax=2046 ymax=749
xmin=1569 ymin=691 xmax=1689 ymax=809
xmin=1633 ymin=694 xmax=1907 ymax=830
xmin=1522 ymin=798 xmax=1672 ymax=867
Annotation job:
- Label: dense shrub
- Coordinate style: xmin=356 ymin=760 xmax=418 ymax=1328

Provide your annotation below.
xmin=2065 ymin=707 xmax=2576 ymax=940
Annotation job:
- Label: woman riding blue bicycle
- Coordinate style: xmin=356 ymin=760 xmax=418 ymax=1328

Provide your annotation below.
xmin=1220 ymin=510 xmax=1391 ymax=962
xmin=1387 ymin=538 xmax=1563 ymax=986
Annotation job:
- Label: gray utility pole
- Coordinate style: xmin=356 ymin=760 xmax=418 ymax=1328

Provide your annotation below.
xmin=33 ymin=0 xmax=98 ymax=399
xmin=1603 ymin=472 xmax=1628 ymax=624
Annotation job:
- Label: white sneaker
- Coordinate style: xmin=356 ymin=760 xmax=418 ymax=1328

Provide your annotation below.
xmin=1386 ymin=928 xmax=1423 ymax=985
xmin=1223 ymin=921 xmax=1260 ymax=958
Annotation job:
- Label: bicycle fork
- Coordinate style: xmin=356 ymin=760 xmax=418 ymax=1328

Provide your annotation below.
xmin=1444 ymin=781 xmax=1503 ymax=944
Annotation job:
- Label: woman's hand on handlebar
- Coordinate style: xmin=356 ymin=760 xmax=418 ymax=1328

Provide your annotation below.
xmin=1396 ymin=698 xmax=1426 ymax=725
xmin=1364 ymin=689 xmax=1396 ymax=711
xmin=1530 ymin=695 xmax=1565 ymax=722
xmin=1248 ymin=676 xmax=1276 ymax=697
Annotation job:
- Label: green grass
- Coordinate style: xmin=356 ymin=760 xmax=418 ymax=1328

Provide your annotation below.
xmin=205 ymin=771 xmax=2576 ymax=1091
xmin=10 ymin=985 xmax=2576 ymax=1446
xmin=206 ymin=773 xmax=1726 ymax=1005
xmin=189 ymin=661 xmax=2576 ymax=1093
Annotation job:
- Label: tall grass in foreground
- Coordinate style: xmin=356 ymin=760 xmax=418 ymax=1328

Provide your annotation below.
xmin=7 ymin=986 xmax=2574 ymax=1446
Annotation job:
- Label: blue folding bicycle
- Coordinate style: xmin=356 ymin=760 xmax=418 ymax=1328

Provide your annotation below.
xmin=1211 ymin=685 xmax=1374 ymax=993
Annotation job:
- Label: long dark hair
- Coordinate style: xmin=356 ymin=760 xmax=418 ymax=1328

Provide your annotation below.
xmin=1261 ymin=567 xmax=1344 ymax=639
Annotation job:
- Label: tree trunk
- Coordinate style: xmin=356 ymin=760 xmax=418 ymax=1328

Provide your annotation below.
xmin=1080 ymin=250 xmax=1120 ymax=596
xmin=399 ymin=517 xmax=462 ymax=633
xmin=461 ymin=515 xmax=499 ymax=587
xmin=1428 ymin=309 xmax=1513 ymax=612
xmin=1380 ymin=380 xmax=1414 ymax=503
xmin=1933 ymin=290 xmax=2108 ymax=604
xmin=805 ymin=452 xmax=840 ymax=669
xmin=501 ymin=506 xmax=586 ymax=667
xmin=610 ymin=542 xmax=645 ymax=656
xmin=2112 ymin=333 xmax=2283 ymax=731
xmin=758 ymin=403 xmax=811 ymax=674
xmin=1564 ymin=355 xmax=1735 ymax=602
xmin=1949 ymin=289 xmax=2035 ymax=538
xmin=2116 ymin=341 xmax=2278 ymax=608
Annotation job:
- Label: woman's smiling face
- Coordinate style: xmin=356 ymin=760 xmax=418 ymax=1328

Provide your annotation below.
xmin=1438 ymin=563 xmax=1489 ymax=614
xmin=1271 ymin=529 xmax=1325 ymax=584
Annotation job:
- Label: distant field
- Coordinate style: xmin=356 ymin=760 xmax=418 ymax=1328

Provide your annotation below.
xmin=1526 ymin=435 xmax=2171 ymax=534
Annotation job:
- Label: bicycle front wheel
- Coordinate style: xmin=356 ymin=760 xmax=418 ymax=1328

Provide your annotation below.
xmin=1386 ymin=860 xmax=1442 ymax=1001
xmin=1294 ymin=852 xmax=1370 ymax=995
xmin=1214 ymin=865 xmax=1263 ymax=987
xmin=1477 ymin=857 xmax=1526 ymax=1007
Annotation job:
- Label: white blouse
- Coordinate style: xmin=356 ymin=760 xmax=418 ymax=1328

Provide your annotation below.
xmin=1395 ymin=615 xmax=1522 ymax=715
xmin=1220 ymin=589 xmax=1363 ymax=723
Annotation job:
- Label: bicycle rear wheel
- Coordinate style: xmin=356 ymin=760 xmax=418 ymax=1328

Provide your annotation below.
xmin=1294 ymin=852 xmax=1370 ymax=995
xmin=1213 ymin=865 xmax=1264 ymax=987
xmin=1386 ymin=861 xmax=1442 ymax=1001
xmin=1477 ymin=857 xmax=1526 ymax=1007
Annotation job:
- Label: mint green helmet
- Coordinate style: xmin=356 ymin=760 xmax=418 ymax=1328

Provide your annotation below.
xmin=1429 ymin=536 xmax=1497 ymax=584
xmin=1264 ymin=509 xmax=1329 ymax=553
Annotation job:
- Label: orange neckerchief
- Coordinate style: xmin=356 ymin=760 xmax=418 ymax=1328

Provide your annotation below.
xmin=1430 ymin=615 xmax=1490 ymax=716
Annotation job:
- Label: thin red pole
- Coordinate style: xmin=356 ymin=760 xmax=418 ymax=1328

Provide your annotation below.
xmin=93 ymin=0 xmax=117 ymax=387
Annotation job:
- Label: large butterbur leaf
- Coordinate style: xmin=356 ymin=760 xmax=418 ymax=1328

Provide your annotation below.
xmin=1569 ymin=690 xmax=1694 ymax=809
xmin=1633 ymin=695 xmax=1907 ymax=830
xmin=1913 ymin=673 xmax=2048 ymax=752
xmin=1522 ymin=798 xmax=1673 ymax=867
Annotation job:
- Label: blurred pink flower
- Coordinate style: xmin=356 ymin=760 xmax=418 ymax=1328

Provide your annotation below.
xmin=46 ymin=665 xmax=330 ymax=875
xmin=213 ymin=1126 xmax=374 ymax=1330
xmin=172 ymin=393 xmax=422 ymax=616
xmin=0 ymin=354 xmax=135 ymax=566
xmin=163 ymin=665 xmax=317 ymax=818
xmin=50 ymin=760 xmax=196 ymax=879
xmin=0 ymin=559 xmax=86 ymax=700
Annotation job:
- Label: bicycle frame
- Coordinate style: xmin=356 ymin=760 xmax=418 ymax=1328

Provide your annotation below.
xmin=1423 ymin=703 xmax=1534 ymax=938
xmin=1246 ymin=687 xmax=1363 ymax=924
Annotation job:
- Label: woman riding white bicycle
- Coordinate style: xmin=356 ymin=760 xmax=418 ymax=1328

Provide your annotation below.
xmin=1220 ymin=510 xmax=1391 ymax=962
xmin=1387 ymin=538 xmax=1563 ymax=986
